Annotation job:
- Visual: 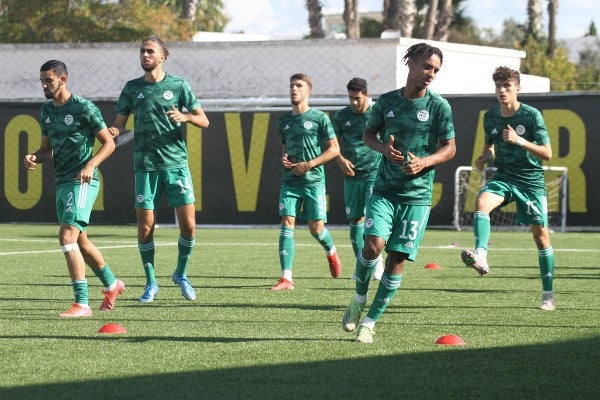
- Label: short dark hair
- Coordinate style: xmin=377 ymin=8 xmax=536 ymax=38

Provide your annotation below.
xmin=290 ymin=73 xmax=312 ymax=89
xmin=40 ymin=60 xmax=68 ymax=77
xmin=401 ymin=43 xmax=443 ymax=66
xmin=492 ymin=66 xmax=520 ymax=85
xmin=347 ymin=77 xmax=368 ymax=94
xmin=141 ymin=36 xmax=169 ymax=59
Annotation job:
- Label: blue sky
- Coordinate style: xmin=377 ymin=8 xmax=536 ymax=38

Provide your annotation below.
xmin=222 ymin=0 xmax=599 ymax=39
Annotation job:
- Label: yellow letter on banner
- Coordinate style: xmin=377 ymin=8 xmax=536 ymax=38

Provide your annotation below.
xmin=225 ymin=113 xmax=268 ymax=211
xmin=186 ymin=123 xmax=203 ymax=211
xmin=5 ymin=115 xmax=43 ymax=210
xmin=543 ymin=109 xmax=586 ymax=212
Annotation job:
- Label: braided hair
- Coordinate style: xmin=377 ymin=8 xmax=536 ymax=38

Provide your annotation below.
xmin=401 ymin=43 xmax=443 ymax=66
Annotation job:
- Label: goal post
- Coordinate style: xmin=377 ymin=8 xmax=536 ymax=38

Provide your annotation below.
xmin=453 ymin=166 xmax=568 ymax=232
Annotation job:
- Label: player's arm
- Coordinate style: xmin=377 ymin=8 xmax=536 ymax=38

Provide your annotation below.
xmin=502 ymin=124 xmax=551 ymax=161
xmin=290 ymin=137 xmax=340 ymax=176
xmin=77 ymin=128 xmax=116 ymax=183
xmin=24 ymin=136 xmax=53 ymax=170
xmin=108 ymin=114 xmax=129 ymax=139
xmin=475 ymin=144 xmax=495 ymax=170
xmin=166 ymin=105 xmax=210 ymax=129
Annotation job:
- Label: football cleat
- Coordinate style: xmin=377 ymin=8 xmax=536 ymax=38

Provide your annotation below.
xmin=355 ymin=324 xmax=374 ymax=343
xmin=139 ymin=283 xmax=159 ymax=303
xmin=270 ymin=277 xmax=294 ymax=291
xmin=59 ymin=303 xmax=92 ymax=318
xmin=461 ymin=249 xmax=489 ymax=276
xmin=539 ymin=291 xmax=556 ymax=311
xmin=172 ymin=274 xmax=196 ymax=300
xmin=327 ymin=249 xmax=342 ymax=278
xmin=100 ymin=279 xmax=125 ymax=311
xmin=342 ymin=299 xmax=365 ymax=332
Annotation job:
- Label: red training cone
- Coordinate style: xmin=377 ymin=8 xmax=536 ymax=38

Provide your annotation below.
xmin=435 ymin=334 xmax=465 ymax=345
xmin=98 ymin=323 xmax=127 ymax=334
xmin=424 ymin=263 xmax=442 ymax=270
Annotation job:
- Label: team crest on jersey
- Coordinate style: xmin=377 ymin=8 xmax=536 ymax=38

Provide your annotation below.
xmin=417 ymin=110 xmax=429 ymax=121
xmin=303 ymin=121 xmax=313 ymax=129
xmin=136 ymin=194 xmax=145 ymax=203
xmin=64 ymin=114 xmax=74 ymax=125
xmin=365 ymin=218 xmax=374 ymax=228
xmin=516 ymin=125 xmax=526 ymax=135
xmin=163 ymin=91 xmax=174 ymax=101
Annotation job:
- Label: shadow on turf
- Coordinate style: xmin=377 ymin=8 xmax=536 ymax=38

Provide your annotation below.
xmin=1 ymin=335 xmax=599 ymax=400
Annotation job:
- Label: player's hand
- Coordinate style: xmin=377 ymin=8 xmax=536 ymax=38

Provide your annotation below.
xmin=337 ymin=157 xmax=355 ymax=176
xmin=76 ymin=163 xmax=94 ymax=183
xmin=24 ymin=154 xmax=37 ymax=170
xmin=166 ymin=105 xmax=184 ymax=123
xmin=502 ymin=124 xmax=519 ymax=144
xmin=402 ymin=152 xmax=424 ymax=175
xmin=282 ymin=153 xmax=295 ymax=169
xmin=108 ymin=126 xmax=120 ymax=138
xmin=291 ymin=161 xmax=312 ymax=176
xmin=383 ymin=135 xmax=404 ymax=164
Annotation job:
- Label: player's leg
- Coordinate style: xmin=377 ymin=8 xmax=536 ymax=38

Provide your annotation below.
xmin=271 ymin=186 xmax=298 ymax=290
xmin=532 ymin=224 xmax=555 ymax=310
xmin=135 ymin=171 xmax=159 ymax=302
xmin=305 ymin=186 xmax=341 ymax=278
xmin=58 ymin=223 xmax=92 ymax=317
xmin=171 ymin=203 xmax=197 ymax=300
xmin=342 ymin=194 xmax=390 ymax=333
xmin=344 ymin=180 xmax=364 ymax=257
xmin=162 ymin=167 xmax=197 ymax=300
xmin=461 ymin=187 xmax=504 ymax=275
xmin=78 ymin=232 xmax=125 ymax=311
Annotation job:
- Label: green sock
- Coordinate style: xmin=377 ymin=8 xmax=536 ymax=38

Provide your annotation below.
xmin=312 ymin=227 xmax=334 ymax=252
xmin=93 ymin=263 xmax=116 ymax=289
xmin=175 ymin=235 xmax=196 ymax=277
xmin=72 ymin=279 xmax=89 ymax=305
xmin=349 ymin=221 xmax=364 ymax=257
xmin=138 ymin=241 xmax=156 ymax=284
xmin=473 ymin=211 xmax=491 ymax=250
xmin=279 ymin=226 xmax=295 ymax=271
xmin=366 ymin=272 xmax=402 ymax=321
xmin=539 ymin=246 xmax=555 ymax=291
xmin=354 ymin=252 xmax=378 ymax=296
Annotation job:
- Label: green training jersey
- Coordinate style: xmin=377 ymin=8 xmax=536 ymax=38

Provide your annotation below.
xmin=332 ymin=105 xmax=381 ymax=181
xmin=40 ymin=94 xmax=106 ymax=185
xmin=484 ymin=102 xmax=550 ymax=192
xmin=115 ymin=73 xmax=201 ymax=172
xmin=366 ymin=88 xmax=455 ymax=205
xmin=278 ymin=108 xmax=336 ymax=187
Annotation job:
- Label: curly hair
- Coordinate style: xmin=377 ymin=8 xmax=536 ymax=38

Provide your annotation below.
xmin=401 ymin=43 xmax=444 ymax=66
xmin=492 ymin=66 xmax=520 ymax=85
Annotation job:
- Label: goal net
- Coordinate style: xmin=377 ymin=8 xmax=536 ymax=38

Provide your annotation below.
xmin=453 ymin=166 xmax=568 ymax=232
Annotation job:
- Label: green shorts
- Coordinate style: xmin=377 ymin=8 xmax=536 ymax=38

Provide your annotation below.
xmin=279 ymin=185 xmax=327 ymax=222
xmin=344 ymin=178 xmax=375 ymax=219
xmin=364 ymin=193 xmax=431 ymax=261
xmin=481 ymin=180 xmax=548 ymax=226
xmin=55 ymin=179 xmax=100 ymax=231
xmin=135 ymin=167 xmax=195 ymax=209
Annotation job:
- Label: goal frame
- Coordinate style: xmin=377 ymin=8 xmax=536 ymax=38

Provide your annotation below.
xmin=453 ymin=166 xmax=568 ymax=232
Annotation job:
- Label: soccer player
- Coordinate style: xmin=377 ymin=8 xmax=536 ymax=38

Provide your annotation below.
xmin=24 ymin=60 xmax=125 ymax=318
xmin=270 ymin=73 xmax=342 ymax=290
xmin=109 ymin=36 xmax=209 ymax=302
xmin=332 ymin=77 xmax=384 ymax=281
xmin=460 ymin=66 xmax=556 ymax=311
xmin=341 ymin=43 xmax=456 ymax=343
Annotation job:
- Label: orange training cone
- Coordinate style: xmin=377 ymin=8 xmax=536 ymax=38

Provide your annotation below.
xmin=435 ymin=334 xmax=465 ymax=345
xmin=424 ymin=263 xmax=442 ymax=270
xmin=98 ymin=323 xmax=127 ymax=334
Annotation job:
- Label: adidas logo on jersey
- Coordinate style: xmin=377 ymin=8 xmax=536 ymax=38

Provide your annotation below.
xmin=345 ymin=121 xmax=351 ymax=127
xmin=386 ymin=111 xmax=395 ymax=118
xmin=491 ymin=128 xmax=499 ymax=135
xmin=137 ymin=93 xmax=145 ymax=99
xmin=45 ymin=117 xmax=50 ymax=124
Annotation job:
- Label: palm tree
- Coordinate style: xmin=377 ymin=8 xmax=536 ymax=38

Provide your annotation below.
xmin=433 ymin=0 xmax=453 ymax=41
xmin=344 ymin=0 xmax=360 ymax=39
xmin=398 ymin=0 xmax=416 ymax=37
xmin=306 ymin=0 xmax=325 ymax=38
xmin=423 ymin=0 xmax=439 ymax=39
xmin=547 ymin=0 xmax=559 ymax=57
xmin=527 ymin=0 xmax=543 ymax=38
xmin=383 ymin=0 xmax=400 ymax=30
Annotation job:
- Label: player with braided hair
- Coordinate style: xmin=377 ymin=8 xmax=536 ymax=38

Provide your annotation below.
xmin=341 ymin=43 xmax=456 ymax=343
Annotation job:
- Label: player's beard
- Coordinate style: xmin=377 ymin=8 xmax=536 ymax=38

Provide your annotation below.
xmin=141 ymin=59 xmax=159 ymax=72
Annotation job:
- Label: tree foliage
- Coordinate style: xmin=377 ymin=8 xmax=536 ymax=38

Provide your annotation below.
xmin=519 ymin=35 xmax=577 ymax=91
xmin=0 ymin=0 xmax=227 ymax=43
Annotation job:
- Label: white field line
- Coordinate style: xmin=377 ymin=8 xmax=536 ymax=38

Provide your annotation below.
xmin=0 ymin=240 xmax=598 ymax=256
